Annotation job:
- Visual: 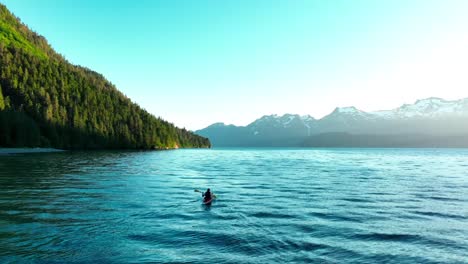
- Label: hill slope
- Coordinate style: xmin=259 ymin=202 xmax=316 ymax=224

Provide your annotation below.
xmin=0 ymin=4 xmax=210 ymax=149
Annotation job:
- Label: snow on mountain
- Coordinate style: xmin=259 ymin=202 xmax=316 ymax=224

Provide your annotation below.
xmin=200 ymin=97 xmax=468 ymax=134
xmin=370 ymin=97 xmax=468 ymax=119
xmin=329 ymin=106 xmax=369 ymax=116
xmin=250 ymin=114 xmax=316 ymax=128
xmin=301 ymin=115 xmax=314 ymax=122
xmin=245 ymin=114 xmax=317 ymax=136
xmin=245 ymin=97 xmax=468 ymax=132
xmin=315 ymin=97 xmax=468 ymax=121
xmin=281 ymin=114 xmax=297 ymax=126
xmin=300 ymin=115 xmax=315 ymax=136
xmin=335 ymin=106 xmax=362 ymax=114
xmin=196 ymin=97 xmax=468 ymax=147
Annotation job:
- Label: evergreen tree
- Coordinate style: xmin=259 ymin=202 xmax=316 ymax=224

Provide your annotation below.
xmin=0 ymin=4 xmax=210 ymax=149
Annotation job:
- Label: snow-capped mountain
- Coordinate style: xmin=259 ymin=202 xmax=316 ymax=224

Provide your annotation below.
xmin=370 ymin=97 xmax=468 ymax=119
xmin=319 ymin=97 xmax=468 ymax=120
xmin=247 ymin=114 xmax=316 ymax=136
xmin=249 ymin=114 xmax=315 ymax=128
xmin=328 ymin=106 xmax=369 ymax=117
xmin=315 ymin=97 xmax=468 ymax=134
xmin=196 ymin=97 xmax=468 ymax=147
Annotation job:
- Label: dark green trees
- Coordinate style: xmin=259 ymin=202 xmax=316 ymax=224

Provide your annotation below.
xmin=0 ymin=4 xmax=210 ymax=149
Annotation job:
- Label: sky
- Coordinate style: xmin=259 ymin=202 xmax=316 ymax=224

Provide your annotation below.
xmin=2 ymin=0 xmax=468 ymax=130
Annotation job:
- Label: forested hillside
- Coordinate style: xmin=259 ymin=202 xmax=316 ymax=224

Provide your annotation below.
xmin=0 ymin=4 xmax=210 ymax=149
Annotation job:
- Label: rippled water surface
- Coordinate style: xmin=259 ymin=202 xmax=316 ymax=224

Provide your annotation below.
xmin=1 ymin=148 xmax=468 ymax=263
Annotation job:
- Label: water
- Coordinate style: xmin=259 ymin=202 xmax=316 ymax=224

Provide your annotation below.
xmin=1 ymin=148 xmax=468 ymax=263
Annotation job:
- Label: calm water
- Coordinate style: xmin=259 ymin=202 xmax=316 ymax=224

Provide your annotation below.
xmin=1 ymin=148 xmax=468 ymax=263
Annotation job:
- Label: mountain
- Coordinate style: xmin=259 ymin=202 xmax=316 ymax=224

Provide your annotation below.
xmin=197 ymin=97 xmax=468 ymax=147
xmin=0 ymin=4 xmax=210 ymax=149
xmin=199 ymin=115 xmax=317 ymax=147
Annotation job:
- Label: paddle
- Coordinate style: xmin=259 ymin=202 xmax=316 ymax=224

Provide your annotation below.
xmin=195 ymin=189 xmax=217 ymax=199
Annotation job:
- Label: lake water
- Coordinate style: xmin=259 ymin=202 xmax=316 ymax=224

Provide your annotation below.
xmin=1 ymin=148 xmax=468 ymax=263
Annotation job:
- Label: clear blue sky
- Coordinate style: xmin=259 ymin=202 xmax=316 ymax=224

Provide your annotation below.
xmin=3 ymin=0 xmax=468 ymax=130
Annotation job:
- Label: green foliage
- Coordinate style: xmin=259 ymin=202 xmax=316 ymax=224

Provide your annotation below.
xmin=0 ymin=5 xmax=49 ymax=59
xmin=0 ymin=84 xmax=5 ymax=110
xmin=0 ymin=4 xmax=210 ymax=149
xmin=0 ymin=21 xmax=47 ymax=59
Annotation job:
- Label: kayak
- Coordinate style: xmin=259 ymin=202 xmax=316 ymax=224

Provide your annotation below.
xmin=203 ymin=197 xmax=213 ymax=205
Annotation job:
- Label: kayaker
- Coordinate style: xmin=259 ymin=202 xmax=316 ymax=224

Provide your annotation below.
xmin=202 ymin=188 xmax=212 ymax=202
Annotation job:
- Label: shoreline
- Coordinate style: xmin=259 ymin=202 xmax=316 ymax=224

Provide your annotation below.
xmin=0 ymin=148 xmax=65 ymax=155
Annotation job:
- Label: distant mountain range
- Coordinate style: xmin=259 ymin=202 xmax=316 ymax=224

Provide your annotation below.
xmin=196 ymin=97 xmax=468 ymax=147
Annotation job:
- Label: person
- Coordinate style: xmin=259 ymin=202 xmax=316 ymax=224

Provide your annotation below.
xmin=202 ymin=188 xmax=212 ymax=202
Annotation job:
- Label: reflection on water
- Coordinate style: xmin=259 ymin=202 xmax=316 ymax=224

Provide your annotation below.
xmin=1 ymin=148 xmax=468 ymax=263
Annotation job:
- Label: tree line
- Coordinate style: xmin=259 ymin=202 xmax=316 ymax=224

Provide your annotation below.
xmin=0 ymin=4 xmax=210 ymax=149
